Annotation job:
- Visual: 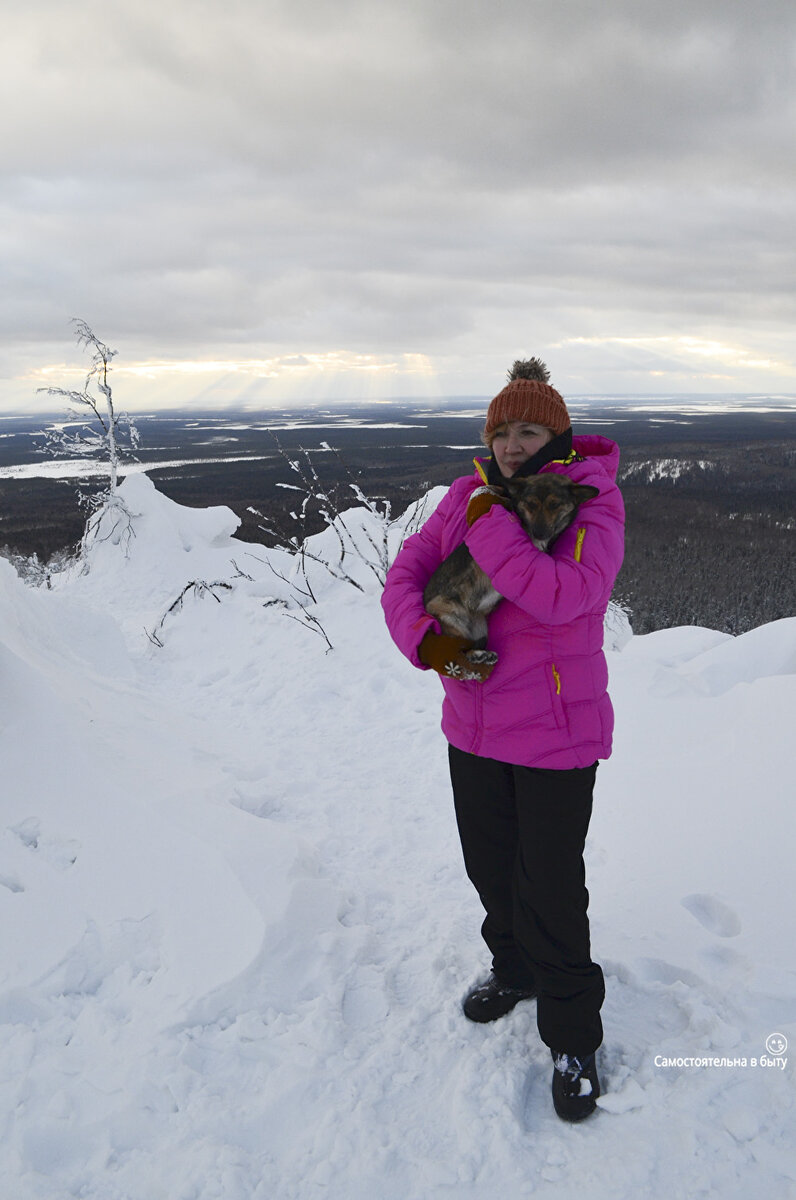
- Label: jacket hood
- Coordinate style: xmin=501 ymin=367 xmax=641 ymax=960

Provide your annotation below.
xmin=571 ymin=434 xmax=620 ymax=483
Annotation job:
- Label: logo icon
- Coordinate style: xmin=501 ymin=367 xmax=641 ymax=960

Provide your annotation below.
xmin=765 ymin=1033 xmax=788 ymax=1056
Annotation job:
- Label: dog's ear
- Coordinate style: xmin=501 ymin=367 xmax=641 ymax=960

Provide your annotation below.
xmin=570 ymin=484 xmax=600 ymax=505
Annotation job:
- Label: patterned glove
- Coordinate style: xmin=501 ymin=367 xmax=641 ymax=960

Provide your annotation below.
xmin=418 ymin=631 xmax=496 ymax=682
xmin=466 ymin=486 xmax=511 ymax=526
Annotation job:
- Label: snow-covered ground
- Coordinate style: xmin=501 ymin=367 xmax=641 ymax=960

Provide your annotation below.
xmin=1 ymin=474 xmax=794 ymax=1199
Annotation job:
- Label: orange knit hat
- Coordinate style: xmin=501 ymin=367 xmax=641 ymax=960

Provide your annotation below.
xmin=484 ymin=358 xmax=571 ymax=439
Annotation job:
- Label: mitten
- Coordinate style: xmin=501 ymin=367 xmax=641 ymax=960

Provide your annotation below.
xmin=466 ymin=486 xmax=511 ymax=526
xmin=418 ymin=631 xmax=496 ymax=682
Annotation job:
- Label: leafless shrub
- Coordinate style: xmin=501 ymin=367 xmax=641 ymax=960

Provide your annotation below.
xmin=38 ymin=319 xmax=140 ymax=497
xmin=252 ymin=434 xmax=433 ymax=592
xmin=146 ymin=579 xmax=234 ymax=647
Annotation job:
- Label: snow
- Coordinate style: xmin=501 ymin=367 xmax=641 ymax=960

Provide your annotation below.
xmin=0 ymin=455 xmax=272 ymax=481
xmin=619 ymin=458 xmax=718 ymax=483
xmin=1 ymin=476 xmax=794 ymax=1199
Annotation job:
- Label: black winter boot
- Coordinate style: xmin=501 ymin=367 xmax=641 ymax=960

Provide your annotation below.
xmin=551 ymin=1051 xmax=601 ymax=1121
xmin=462 ymin=974 xmax=536 ymax=1023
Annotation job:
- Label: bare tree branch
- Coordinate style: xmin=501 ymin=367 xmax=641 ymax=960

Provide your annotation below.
xmin=281 ymin=601 xmax=334 ymax=653
xmin=38 ymin=318 xmax=140 ymax=498
xmin=146 ymin=579 xmax=234 ymax=646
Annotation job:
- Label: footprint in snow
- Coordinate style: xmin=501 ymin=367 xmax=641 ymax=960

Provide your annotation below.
xmin=636 ymin=957 xmax=704 ymax=988
xmin=387 ymin=958 xmax=426 ymax=1008
xmin=341 ymin=967 xmax=390 ymax=1029
xmin=9 ymin=817 xmax=40 ymax=850
xmin=681 ymin=893 xmax=742 ymax=938
xmin=229 ymin=788 xmax=284 ymax=820
xmin=0 ymin=873 xmax=25 ymax=893
xmin=8 ymin=818 xmax=79 ymax=871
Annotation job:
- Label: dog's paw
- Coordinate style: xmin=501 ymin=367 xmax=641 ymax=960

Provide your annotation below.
xmin=465 ymin=649 xmax=498 ymax=666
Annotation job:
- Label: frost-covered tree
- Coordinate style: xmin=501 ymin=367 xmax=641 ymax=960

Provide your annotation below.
xmin=38 ymin=319 xmax=141 ymax=563
xmin=38 ymin=318 xmax=140 ymax=495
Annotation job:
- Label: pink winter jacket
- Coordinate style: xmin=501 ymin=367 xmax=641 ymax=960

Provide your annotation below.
xmin=381 ymin=435 xmax=625 ymax=769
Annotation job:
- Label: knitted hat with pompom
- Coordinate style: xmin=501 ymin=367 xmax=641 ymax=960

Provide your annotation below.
xmin=484 ymin=358 xmax=571 ymax=439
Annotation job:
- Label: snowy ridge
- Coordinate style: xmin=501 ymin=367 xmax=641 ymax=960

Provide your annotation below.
xmin=1 ymin=476 xmax=794 ymax=1198
xmin=618 ymin=457 xmax=720 ymax=483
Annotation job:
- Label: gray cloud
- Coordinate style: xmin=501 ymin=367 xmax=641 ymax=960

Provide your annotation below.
xmin=2 ymin=0 xmax=795 ymax=402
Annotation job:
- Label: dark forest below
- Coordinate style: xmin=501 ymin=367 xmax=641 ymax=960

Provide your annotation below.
xmin=1 ymin=402 xmax=793 ymax=636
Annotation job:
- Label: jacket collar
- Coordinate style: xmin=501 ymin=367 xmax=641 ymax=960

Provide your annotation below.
xmin=481 ymin=428 xmax=583 ymax=487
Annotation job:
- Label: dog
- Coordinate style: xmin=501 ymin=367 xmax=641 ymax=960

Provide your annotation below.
xmin=422 ymin=474 xmax=599 ymax=669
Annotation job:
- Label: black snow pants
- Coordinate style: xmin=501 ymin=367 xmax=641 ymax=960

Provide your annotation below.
xmin=448 ymin=744 xmax=605 ymax=1057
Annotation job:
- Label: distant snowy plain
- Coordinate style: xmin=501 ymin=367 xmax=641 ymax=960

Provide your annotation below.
xmin=1 ymin=474 xmax=794 ymax=1199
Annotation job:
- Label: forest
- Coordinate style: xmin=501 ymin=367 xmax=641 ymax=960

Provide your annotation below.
xmin=1 ymin=403 xmax=793 ymax=636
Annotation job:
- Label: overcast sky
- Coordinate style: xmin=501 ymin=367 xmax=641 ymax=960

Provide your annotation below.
xmin=2 ymin=0 xmax=795 ymax=411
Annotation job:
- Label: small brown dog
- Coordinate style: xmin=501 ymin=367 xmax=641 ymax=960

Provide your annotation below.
xmin=423 ymin=474 xmax=599 ymax=668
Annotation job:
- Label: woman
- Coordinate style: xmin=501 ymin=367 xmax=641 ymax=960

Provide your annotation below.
xmin=381 ymin=358 xmax=625 ymax=1122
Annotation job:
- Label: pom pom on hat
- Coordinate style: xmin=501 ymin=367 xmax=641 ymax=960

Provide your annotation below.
xmin=506 ymin=357 xmax=551 ymax=384
xmin=484 ymin=357 xmax=571 ymax=439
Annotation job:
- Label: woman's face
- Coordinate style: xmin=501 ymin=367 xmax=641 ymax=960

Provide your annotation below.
xmin=491 ymin=421 xmax=553 ymax=477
